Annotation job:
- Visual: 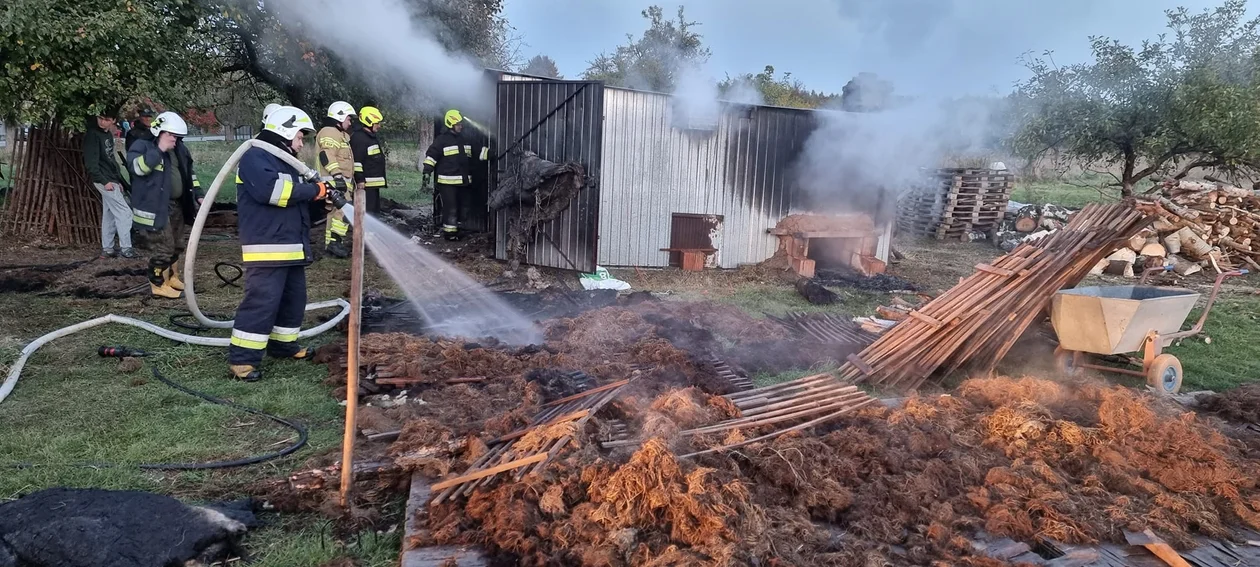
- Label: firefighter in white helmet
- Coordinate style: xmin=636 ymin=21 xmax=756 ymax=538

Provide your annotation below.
xmin=228 ymin=106 xmax=339 ymax=382
xmin=126 ymin=111 xmax=204 ymax=299
xmin=318 ymin=100 xmax=356 ymax=257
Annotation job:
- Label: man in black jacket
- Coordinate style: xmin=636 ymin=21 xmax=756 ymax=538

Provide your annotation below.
xmin=350 ymin=106 xmax=386 ymax=214
xmin=83 ymin=113 xmax=136 ymax=258
xmin=124 ymin=107 xmax=155 ymax=152
xmin=422 ymin=109 xmax=487 ymax=240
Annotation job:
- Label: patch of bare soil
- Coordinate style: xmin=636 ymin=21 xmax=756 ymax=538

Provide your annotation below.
xmin=1197 ymin=384 xmax=1260 ymax=424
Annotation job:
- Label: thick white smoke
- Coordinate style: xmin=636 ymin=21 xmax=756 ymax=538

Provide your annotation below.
xmin=265 ymin=0 xmax=493 ymax=116
xmin=670 ymin=64 xmax=764 ymax=129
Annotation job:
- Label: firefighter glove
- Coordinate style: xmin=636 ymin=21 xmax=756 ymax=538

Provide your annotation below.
xmin=331 ymin=176 xmax=349 ymax=192
xmin=327 ymin=188 xmax=349 ymax=209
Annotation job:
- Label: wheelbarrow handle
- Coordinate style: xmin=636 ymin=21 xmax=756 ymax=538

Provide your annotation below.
xmin=1137 ymin=264 xmax=1175 ymax=286
xmin=1188 ymin=269 xmax=1251 ymax=335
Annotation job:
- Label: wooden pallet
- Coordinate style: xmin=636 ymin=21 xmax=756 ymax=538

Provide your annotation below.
xmin=429 ymin=379 xmax=631 ymax=503
xmin=767 ymin=312 xmax=880 ymax=345
xmin=898 ymin=168 xmax=1014 ymax=240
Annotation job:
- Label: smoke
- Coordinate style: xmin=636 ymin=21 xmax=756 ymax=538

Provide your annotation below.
xmin=669 ymin=65 xmax=764 ymax=130
xmin=264 ymin=0 xmax=493 ymax=116
xmin=791 ymin=0 xmax=1085 ymax=213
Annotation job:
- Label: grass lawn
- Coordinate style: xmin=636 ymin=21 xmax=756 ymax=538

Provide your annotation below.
xmin=1011 ymin=173 xmax=1125 ymax=208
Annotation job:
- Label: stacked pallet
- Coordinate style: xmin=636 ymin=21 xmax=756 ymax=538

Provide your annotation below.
xmin=1134 ymin=179 xmax=1260 ymax=274
xmin=898 ymin=168 xmax=1015 ymax=241
xmin=841 ymin=203 xmax=1151 ymax=392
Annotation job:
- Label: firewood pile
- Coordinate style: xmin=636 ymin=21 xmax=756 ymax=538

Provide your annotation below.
xmin=1130 ymin=179 xmax=1260 ymax=275
xmin=840 ymin=202 xmax=1151 ymax=392
xmin=897 ymin=168 xmax=1015 ymax=241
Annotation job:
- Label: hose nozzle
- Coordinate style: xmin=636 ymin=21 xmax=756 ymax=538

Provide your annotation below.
xmin=98 ymin=346 xmax=149 ymax=358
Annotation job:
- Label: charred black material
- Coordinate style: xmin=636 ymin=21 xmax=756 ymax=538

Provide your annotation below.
xmin=813 ymin=266 xmax=919 ymax=292
xmin=0 ymin=488 xmax=257 ymax=567
xmin=795 ymin=278 xmax=840 ymax=305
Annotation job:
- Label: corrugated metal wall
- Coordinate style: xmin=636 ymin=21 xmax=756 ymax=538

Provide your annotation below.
xmin=596 ymin=88 xmax=816 ymax=268
xmin=493 ymin=80 xmax=605 ymax=272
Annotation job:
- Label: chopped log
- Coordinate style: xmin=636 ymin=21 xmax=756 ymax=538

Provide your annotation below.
xmin=1090 ymin=258 xmax=1109 ymax=276
xmin=1014 ymin=216 xmax=1039 ymax=233
xmin=1169 ymin=254 xmax=1202 ymax=276
xmin=1106 ymin=247 xmax=1137 ymax=264
xmin=1176 ymin=227 xmax=1213 ymax=258
xmin=1160 ymin=197 xmax=1202 ymax=220
xmin=1105 ymin=260 xmax=1135 ymax=278
xmin=1152 ymin=217 xmax=1178 ymax=232
xmin=1139 ymin=242 xmax=1167 ymax=258
xmin=1127 ymin=233 xmax=1147 ymax=252
xmin=1163 ymin=231 xmax=1182 ymax=255
xmin=875 ymin=306 xmax=910 ymax=321
xmin=1219 ymin=236 xmax=1253 ymax=254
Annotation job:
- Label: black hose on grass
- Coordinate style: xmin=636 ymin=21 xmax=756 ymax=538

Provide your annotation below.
xmin=3 ymin=366 xmax=308 ymax=471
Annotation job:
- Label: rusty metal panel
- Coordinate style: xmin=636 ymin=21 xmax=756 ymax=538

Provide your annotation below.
xmin=493 ymin=80 xmax=604 ymax=272
xmin=596 ymin=87 xmax=816 ymax=268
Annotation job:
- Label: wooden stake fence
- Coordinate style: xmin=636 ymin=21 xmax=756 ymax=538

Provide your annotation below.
xmin=1 ymin=124 xmax=102 ymax=245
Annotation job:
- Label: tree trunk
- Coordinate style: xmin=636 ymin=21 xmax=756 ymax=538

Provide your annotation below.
xmin=1121 ymin=153 xmax=1136 ymax=198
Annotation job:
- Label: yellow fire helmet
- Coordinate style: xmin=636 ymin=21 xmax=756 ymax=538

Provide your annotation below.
xmin=444 ymin=109 xmax=463 ymax=129
xmin=359 ymin=106 xmax=384 ymax=127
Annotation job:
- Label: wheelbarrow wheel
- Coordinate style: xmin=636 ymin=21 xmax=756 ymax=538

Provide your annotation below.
xmin=1054 ymin=350 xmax=1081 ymax=377
xmin=1146 ymin=354 xmax=1183 ymax=395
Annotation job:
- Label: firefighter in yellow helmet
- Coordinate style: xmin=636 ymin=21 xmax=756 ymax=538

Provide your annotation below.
xmin=318 ymin=101 xmax=356 ymax=257
xmin=422 ymin=109 xmax=488 ymax=240
xmin=350 ymin=106 xmax=386 ymax=214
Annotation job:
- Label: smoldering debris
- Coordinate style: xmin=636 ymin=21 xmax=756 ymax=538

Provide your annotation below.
xmin=794 ymin=277 xmax=840 ymax=305
xmin=813 ymin=266 xmax=919 ymax=292
xmin=420 ymin=376 xmax=1260 ymax=565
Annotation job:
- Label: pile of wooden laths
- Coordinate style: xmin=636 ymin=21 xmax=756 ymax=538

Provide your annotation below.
xmin=896 ymin=168 xmax=1015 ymax=241
xmin=1 ymin=125 xmax=101 ymax=245
xmin=840 ymin=202 xmax=1151 ymax=391
xmin=1133 ymin=179 xmax=1260 ymax=274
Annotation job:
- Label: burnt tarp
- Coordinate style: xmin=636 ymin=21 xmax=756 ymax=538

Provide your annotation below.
xmin=0 ymin=488 xmax=257 ymax=567
xmin=494 ymin=80 xmax=604 ymax=272
xmin=492 ymin=149 xmax=587 ymax=265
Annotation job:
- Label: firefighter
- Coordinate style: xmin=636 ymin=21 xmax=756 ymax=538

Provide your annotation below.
xmin=318 ymin=101 xmax=356 ymax=257
xmin=126 ymin=111 xmax=204 ymax=299
xmin=350 ymin=106 xmax=386 ymax=214
xmin=124 ymin=106 xmax=155 ymax=152
xmin=422 ymin=109 xmax=488 ymax=240
xmin=228 ymin=106 xmax=335 ymax=382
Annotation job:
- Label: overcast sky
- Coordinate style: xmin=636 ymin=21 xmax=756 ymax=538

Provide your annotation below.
xmin=502 ymin=0 xmax=1237 ymax=96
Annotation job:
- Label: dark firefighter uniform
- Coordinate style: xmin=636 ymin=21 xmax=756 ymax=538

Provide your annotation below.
xmin=228 ymin=131 xmax=328 ymax=381
xmin=318 ymin=120 xmax=355 ymax=252
xmin=423 ymin=109 xmax=487 ymax=238
xmin=350 ymin=106 xmax=386 ymax=214
xmin=127 ymin=137 xmax=202 ymax=298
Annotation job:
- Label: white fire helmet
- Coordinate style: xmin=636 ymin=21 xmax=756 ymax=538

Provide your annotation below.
xmin=265 ymin=106 xmax=316 ymax=140
xmin=150 ymin=111 xmax=188 ymax=137
xmin=262 ymin=103 xmax=282 ymax=122
xmin=327 ymin=101 xmax=356 ymax=122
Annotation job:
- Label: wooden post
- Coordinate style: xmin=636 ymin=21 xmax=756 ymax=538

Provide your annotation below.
xmin=339 ymin=190 xmax=367 ymax=508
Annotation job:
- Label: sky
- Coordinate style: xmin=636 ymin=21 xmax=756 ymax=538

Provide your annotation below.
xmin=502 ymin=0 xmax=1236 ymax=97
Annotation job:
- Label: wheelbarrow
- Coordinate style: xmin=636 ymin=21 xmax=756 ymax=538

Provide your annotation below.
xmin=1049 ymin=266 xmax=1248 ymax=395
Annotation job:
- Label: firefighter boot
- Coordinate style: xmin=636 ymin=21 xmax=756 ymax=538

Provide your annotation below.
xmin=163 ymin=261 xmax=185 ymax=291
xmin=149 ymin=259 xmax=183 ymax=299
xmin=324 ymin=234 xmax=350 ymax=259
xmin=229 ymin=365 xmax=262 ymax=382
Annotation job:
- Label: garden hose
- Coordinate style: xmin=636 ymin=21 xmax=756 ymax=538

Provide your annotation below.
xmin=0 ymin=139 xmax=350 ymax=405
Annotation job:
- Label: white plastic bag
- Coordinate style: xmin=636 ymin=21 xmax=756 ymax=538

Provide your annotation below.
xmin=579 ymin=266 xmax=631 ymax=291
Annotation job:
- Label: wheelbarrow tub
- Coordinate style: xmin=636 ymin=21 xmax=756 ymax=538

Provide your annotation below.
xmin=1050 ymin=286 xmax=1200 ymax=355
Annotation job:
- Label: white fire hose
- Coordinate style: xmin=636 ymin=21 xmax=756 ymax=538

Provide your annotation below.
xmin=0 ymin=140 xmax=350 ymax=404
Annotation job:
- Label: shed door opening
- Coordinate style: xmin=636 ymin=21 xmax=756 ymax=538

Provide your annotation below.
xmin=668 ymin=213 xmax=722 ymax=268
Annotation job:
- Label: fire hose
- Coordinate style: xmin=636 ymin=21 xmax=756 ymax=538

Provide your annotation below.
xmin=0 ymin=139 xmax=351 ymax=405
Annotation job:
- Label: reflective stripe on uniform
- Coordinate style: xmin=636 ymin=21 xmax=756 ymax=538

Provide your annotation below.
xmin=354 ymin=162 xmax=364 ymax=172
xmin=423 ymin=156 xmax=437 ymax=167
xmin=479 ymin=147 xmax=488 ymax=161
xmin=235 ymin=172 xmax=243 ymax=184
xmin=132 ymin=209 xmax=156 ymax=226
xmin=230 ymin=329 xmax=269 ymax=350
xmin=318 ymin=137 xmax=347 ymax=148
xmin=367 ymin=144 xmax=381 ymax=155
xmin=270 ymin=326 xmax=300 ymax=343
xmin=436 ymin=174 xmax=464 ymax=184
xmin=463 ymin=145 xmax=472 ymax=156
xmin=132 ymin=155 xmax=153 ymax=175
xmin=364 ymin=176 xmax=386 ymax=187
xmin=442 ymin=224 xmax=457 ymax=232
xmin=329 ymin=218 xmax=349 ymax=237
xmin=325 ymin=162 xmax=341 ymax=174
xmin=442 ymin=145 xmax=460 ymax=156
xmin=191 ymin=174 xmax=201 ymax=189
xmin=269 ymin=173 xmax=294 ymax=207
xmin=241 ymin=243 xmax=305 ymax=263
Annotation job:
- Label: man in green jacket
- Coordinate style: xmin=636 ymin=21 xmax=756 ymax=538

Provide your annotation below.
xmin=83 ymin=113 xmax=136 ymax=258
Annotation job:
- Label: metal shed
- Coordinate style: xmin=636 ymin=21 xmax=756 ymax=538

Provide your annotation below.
xmin=487 ymin=72 xmax=892 ymax=272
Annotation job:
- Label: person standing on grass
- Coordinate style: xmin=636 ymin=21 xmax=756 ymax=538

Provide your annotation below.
xmin=317 ymin=101 xmax=356 ymax=258
xmin=83 ymin=113 xmax=136 ymax=259
xmin=228 ymin=106 xmax=333 ymax=382
xmin=124 ymin=107 xmax=155 ymax=152
xmin=126 ymin=111 xmax=204 ymax=299
xmin=350 ymin=106 xmax=386 ymax=214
